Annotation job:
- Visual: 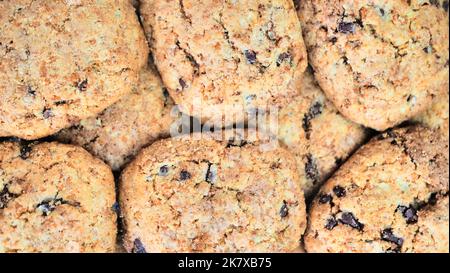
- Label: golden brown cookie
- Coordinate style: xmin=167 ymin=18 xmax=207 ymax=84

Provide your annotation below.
xmin=0 ymin=141 xmax=117 ymax=253
xmin=56 ymin=68 xmax=177 ymax=171
xmin=120 ymin=129 xmax=307 ymax=253
xmin=0 ymin=0 xmax=148 ymax=140
xmin=305 ymin=126 xmax=449 ymax=253
xmin=298 ymin=0 xmax=449 ymax=131
xmin=140 ymin=0 xmax=307 ymax=126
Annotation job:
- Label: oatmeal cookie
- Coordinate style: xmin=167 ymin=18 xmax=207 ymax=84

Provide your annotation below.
xmin=0 ymin=0 xmax=148 ymax=139
xmin=298 ymin=0 xmax=449 ymax=130
xmin=140 ymin=0 xmax=307 ymax=126
xmin=305 ymin=126 xmax=449 ymax=253
xmin=0 ymin=141 xmax=117 ymax=253
xmin=120 ymin=129 xmax=306 ymax=252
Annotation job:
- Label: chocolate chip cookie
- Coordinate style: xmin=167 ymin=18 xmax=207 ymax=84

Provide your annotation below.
xmin=0 ymin=0 xmax=148 ymax=140
xmin=140 ymin=0 xmax=307 ymax=127
xmin=253 ymin=69 xmax=369 ymax=198
xmin=0 ymin=141 xmax=117 ymax=253
xmin=120 ymin=129 xmax=307 ymax=252
xmin=305 ymin=126 xmax=449 ymax=253
xmin=298 ymin=0 xmax=449 ymax=131
xmin=56 ymin=67 xmax=177 ymax=171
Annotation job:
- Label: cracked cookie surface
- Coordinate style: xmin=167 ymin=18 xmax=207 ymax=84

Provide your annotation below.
xmin=298 ymin=0 xmax=449 ymax=131
xmin=56 ymin=67 xmax=177 ymax=171
xmin=0 ymin=0 xmax=148 ymax=140
xmin=140 ymin=0 xmax=307 ymax=126
xmin=120 ymin=129 xmax=306 ymax=252
xmin=305 ymin=126 xmax=449 ymax=253
xmin=0 ymin=141 xmax=117 ymax=253
xmin=253 ymin=69 xmax=369 ymax=198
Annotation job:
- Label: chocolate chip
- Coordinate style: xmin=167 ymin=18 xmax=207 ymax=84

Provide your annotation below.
xmin=339 ymin=212 xmax=364 ymax=231
xmin=355 ymin=18 xmax=364 ymax=28
xmin=19 ymin=143 xmax=32 ymax=160
xmin=423 ymin=46 xmax=432 ymax=54
xmin=338 ymin=22 xmax=356 ymax=34
xmin=180 ymin=170 xmax=191 ymax=181
xmin=42 ymin=108 xmax=53 ymax=119
xmin=179 ymin=78 xmax=187 ymax=90
xmin=330 ymin=37 xmax=338 ymax=44
xmin=378 ymin=8 xmax=385 ymax=16
xmin=406 ymin=94 xmax=417 ymax=105
xmin=163 ymin=88 xmax=170 ymax=98
xmin=76 ymin=79 xmax=88 ymax=92
xmin=205 ymin=162 xmax=215 ymax=184
xmin=342 ymin=56 xmax=349 ymax=65
xmin=280 ymin=201 xmax=289 ymax=218
xmin=302 ymin=101 xmax=323 ymax=139
xmin=132 ymin=239 xmax=147 ymax=253
xmin=319 ymin=194 xmax=333 ymax=204
xmin=333 ymin=186 xmax=346 ymax=198
xmin=159 ymin=165 xmax=169 ymax=177
xmin=27 ymin=85 xmax=36 ymax=96
xmin=381 ymin=228 xmax=404 ymax=248
xmin=244 ymin=49 xmax=257 ymax=64
xmin=308 ymin=101 xmax=323 ymax=117
xmin=305 ymin=154 xmax=320 ymax=184
xmin=0 ymin=184 xmax=18 ymax=209
xmin=325 ymin=216 xmax=338 ymax=230
xmin=397 ymin=205 xmax=418 ymax=224
xmin=276 ymin=52 xmax=292 ymax=67
xmin=162 ymin=88 xmax=170 ymax=106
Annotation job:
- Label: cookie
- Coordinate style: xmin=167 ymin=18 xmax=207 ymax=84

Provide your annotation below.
xmin=298 ymin=0 xmax=449 ymax=131
xmin=413 ymin=88 xmax=449 ymax=138
xmin=56 ymin=68 xmax=177 ymax=171
xmin=0 ymin=0 xmax=148 ymax=140
xmin=305 ymin=126 xmax=449 ymax=253
xmin=120 ymin=129 xmax=306 ymax=253
xmin=253 ymin=69 xmax=369 ymax=198
xmin=140 ymin=0 xmax=307 ymax=126
xmin=0 ymin=141 xmax=117 ymax=253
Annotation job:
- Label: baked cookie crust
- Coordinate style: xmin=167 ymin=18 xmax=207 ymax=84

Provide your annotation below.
xmin=299 ymin=0 xmax=449 ymax=131
xmin=0 ymin=0 xmax=148 ymax=139
xmin=0 ymin=141 xmax=117 ymax=253
xmin=141 ymin=0 xmax=307 ymax=126
xmin=120 ymin=129 xmax=307 ymax=253
xmin=305 ymin=126 xmax=449 ymax=253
